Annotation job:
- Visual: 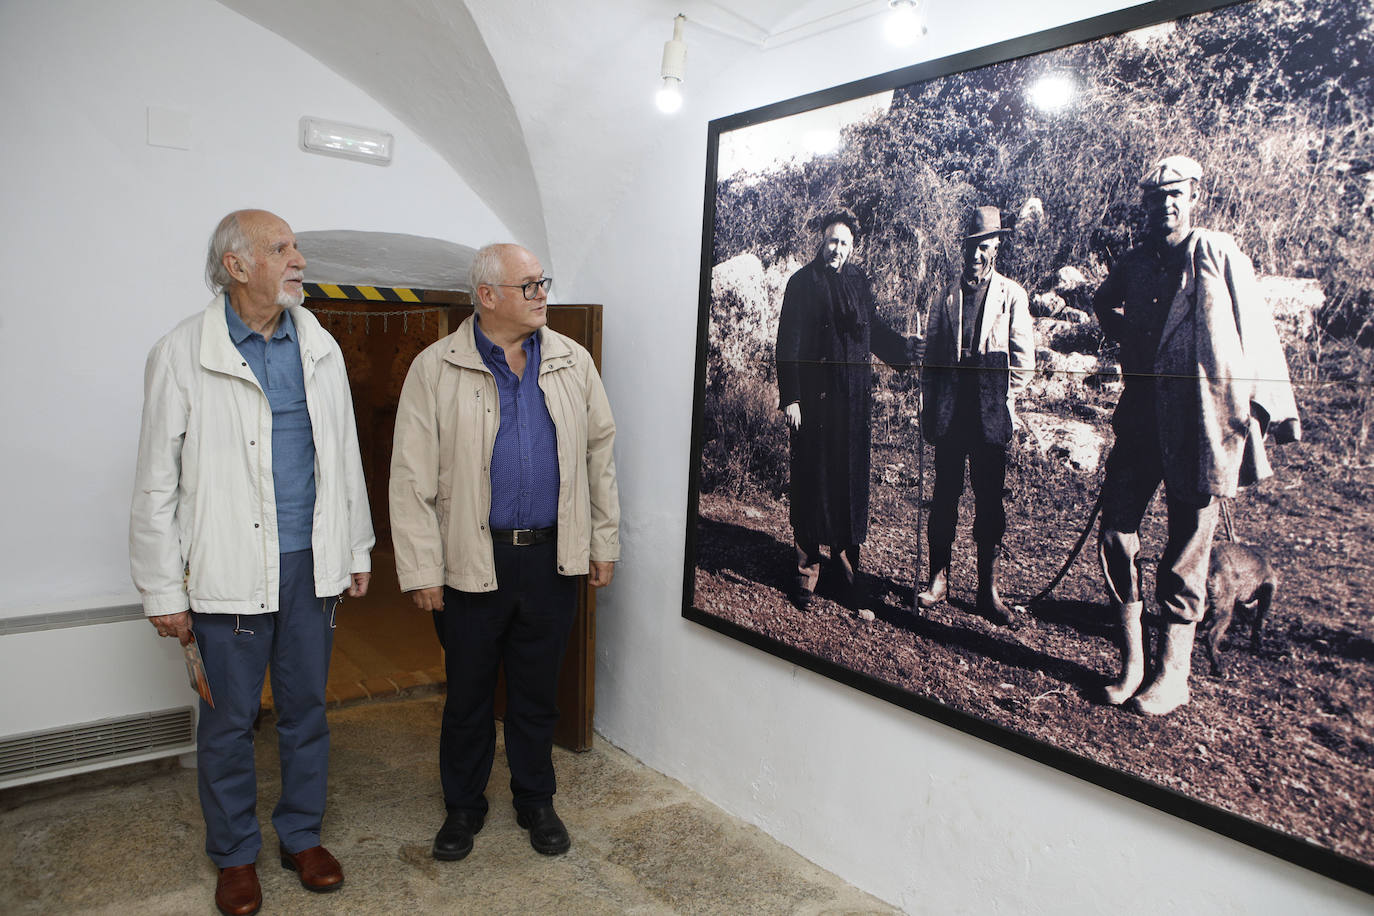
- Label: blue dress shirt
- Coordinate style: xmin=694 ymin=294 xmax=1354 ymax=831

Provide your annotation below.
xmin=473 ymin=319 xmax=560 ymax=530
xmin=225 ymin=298 xmax=316 ymax=552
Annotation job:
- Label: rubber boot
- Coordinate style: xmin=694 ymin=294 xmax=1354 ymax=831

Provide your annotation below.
xmin=975 ymin=542 xmax=1014 ymax=626
xmin=916 ymin=539 xmax=952 ymax=609
xmin=1103 ymin=600 xmax=1145 ymax=705
xmin=1130 ymin=619 xmax=1197 ymax=716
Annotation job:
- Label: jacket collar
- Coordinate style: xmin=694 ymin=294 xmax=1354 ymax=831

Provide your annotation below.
xmin=199 ymin=296 xmax=329 ymax=381
xmin=445 ymin=313 xmax=574 ymax=373
xmin=947 ymin=270 xmax=1010 ymax=350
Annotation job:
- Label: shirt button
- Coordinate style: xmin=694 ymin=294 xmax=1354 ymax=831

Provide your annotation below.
xmin=254 ymin=523 xmax=260 ymax=528
xmin=260 ymin=603 xmax=265 ymax=608
xmin=249 ymin=441 xmax=256 ymax=446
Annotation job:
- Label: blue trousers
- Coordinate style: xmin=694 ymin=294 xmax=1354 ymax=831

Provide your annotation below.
xmin=435 ymin=540 xmax=578 ymax=817
xmin=192 ymin=549 xmax=337 ymax=867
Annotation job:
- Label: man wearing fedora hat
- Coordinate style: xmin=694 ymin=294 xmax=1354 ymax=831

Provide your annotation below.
xmin=916 ymin=205 xmax=1034 ymax=625
xmin=1092 ymin=154 xmax=1300 ymax=715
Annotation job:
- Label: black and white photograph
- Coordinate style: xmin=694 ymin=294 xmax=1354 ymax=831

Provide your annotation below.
xmin=684 ymin=0 xmax=1374 ymax=888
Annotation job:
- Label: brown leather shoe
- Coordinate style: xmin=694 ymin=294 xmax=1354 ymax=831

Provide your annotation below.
xmin=279 ymin=844 xmax=344 ymax=892
xmin=215 ymin=864 xmax=261 ymax=916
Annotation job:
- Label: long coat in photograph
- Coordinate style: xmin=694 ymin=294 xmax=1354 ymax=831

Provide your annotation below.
xmin=775 ymin=258 xmax=908 ymax=546
xmin=921 ymin=270 xmax=1035 ymax=446
xmin=1093 ymin=228 xmax=1301 ymax=499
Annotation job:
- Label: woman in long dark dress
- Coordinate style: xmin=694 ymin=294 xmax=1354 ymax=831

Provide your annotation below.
xmin=775 ymin=211 xmax=918 ymax=611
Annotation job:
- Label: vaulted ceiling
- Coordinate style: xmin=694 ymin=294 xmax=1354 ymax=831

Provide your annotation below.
xmin=216 ymin=0 xmax=898 ymax=277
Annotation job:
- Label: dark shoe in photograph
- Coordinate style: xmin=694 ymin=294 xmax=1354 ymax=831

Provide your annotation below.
xmin=516 ymin=804 xmax=571 ymax=855
xmin=278 ymin=844 xmax=344 ymax=892
xmin=215 ymin=863 xmax=262 ymax=916
xmin=432 ymin=809 xmax=485 ymax=861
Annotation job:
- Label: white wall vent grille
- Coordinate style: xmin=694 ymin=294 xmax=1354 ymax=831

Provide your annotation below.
xmin=0 ymin=707 xmax=195 ymax=785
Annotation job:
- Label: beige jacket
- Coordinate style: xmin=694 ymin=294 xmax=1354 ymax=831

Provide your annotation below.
xmin=921 ymin=270 xmax=1034 ymax=445
xmin=1098 ymin=229 xmax=1301 ymax=499
xmin=389 ymin=315 xmax=620 ymax=592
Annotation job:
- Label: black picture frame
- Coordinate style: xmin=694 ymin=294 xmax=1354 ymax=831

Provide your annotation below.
xmin=683 ymin=0 xmax=1374 ymax=894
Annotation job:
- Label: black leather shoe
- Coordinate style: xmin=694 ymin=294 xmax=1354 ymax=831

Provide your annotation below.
xmin=432 ymin=810 xmax=484 ymax=861
xmin=516 ymin=805 xmax=571 ymax=855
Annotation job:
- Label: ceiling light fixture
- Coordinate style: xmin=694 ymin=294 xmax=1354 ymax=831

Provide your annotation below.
xmin=656 ymin=13 xmax=688 ymax=114
xmin=885 ymin=0 xmax=927 ymax=47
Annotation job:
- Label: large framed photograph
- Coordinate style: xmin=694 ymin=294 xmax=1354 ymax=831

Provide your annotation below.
xmin=683 ymin=0 xmax=1374 ymax=892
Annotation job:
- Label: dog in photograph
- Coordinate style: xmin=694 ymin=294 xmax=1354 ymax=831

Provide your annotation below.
xmin=1201 ymin=541 xmax=1278 ymax=676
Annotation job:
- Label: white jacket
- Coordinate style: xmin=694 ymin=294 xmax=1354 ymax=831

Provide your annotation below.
xmin=130 ymin=298 xmax=374 ymax=616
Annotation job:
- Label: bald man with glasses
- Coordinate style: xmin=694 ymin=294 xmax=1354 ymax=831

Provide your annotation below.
xmin=390 ymin=243 xmax=620 ymax=861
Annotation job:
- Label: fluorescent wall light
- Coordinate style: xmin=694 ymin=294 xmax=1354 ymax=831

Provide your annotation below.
xmin=299 ymin=117 xmax=393 ymax=165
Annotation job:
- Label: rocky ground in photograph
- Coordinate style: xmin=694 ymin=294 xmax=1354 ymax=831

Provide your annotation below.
xmin=692 ymin=359 xmax=1374 ymax=869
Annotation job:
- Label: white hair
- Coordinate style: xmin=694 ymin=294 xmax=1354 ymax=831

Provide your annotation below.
xmin=469 ymin=243 xmax=525 ymax=304
xmin=205 ymin=211 xmax=255 ymax=292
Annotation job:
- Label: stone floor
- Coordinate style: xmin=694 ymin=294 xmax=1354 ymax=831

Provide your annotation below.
xmin=1 ymin=694 xmax=896 ymax=915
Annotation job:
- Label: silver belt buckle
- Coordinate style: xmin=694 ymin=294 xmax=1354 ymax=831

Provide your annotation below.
xmin=512 ymin=528 xmax=534 ymax=546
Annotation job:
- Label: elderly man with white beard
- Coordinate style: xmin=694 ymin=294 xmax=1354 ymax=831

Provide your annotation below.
xmin=130 ymin=209 xmax=374 ymax=916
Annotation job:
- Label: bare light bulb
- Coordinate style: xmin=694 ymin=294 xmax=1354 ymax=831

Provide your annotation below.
xmin=656 ymin=14 xmax=687 ymax=114
xmin=656 ymin=77 xmax=683 ymax=113
xmin=885 ymin=0 xmax=924 ymax=47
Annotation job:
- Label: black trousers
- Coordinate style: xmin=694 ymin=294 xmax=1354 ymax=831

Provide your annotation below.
xmin=928 ymin=368 xmax=1010 ymax=549
xmin=928 ymin=433 xmax=1008 ymax=549
xmin=433 ymin=540 xmax=578 ymax=817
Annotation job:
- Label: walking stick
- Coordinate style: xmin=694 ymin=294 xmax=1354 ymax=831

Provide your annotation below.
xmin=1027 ymin=488 xmax=1103 ymax=607
xmin=913 ymin=386 xmax=925 ymax=611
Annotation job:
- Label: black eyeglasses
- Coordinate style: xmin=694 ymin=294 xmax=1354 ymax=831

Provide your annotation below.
xmin=491 ymin=277 xmax=553 ymax=300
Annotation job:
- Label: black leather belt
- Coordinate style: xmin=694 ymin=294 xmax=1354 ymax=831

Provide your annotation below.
xmin=490 ymin=526 xmax=556 ymax=546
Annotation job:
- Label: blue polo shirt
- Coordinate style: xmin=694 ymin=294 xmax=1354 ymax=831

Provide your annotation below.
xmin=225 ymin=298 xmax=316 ymax=552
xmin=473 ymin=319 xmax=559 ymax=530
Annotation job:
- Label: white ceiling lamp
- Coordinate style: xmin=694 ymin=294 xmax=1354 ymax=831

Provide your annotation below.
xmin=656 ymin=13 xmax=688 ymax=114
xmin=299 ymin=117 xmax=393 ymax=165
xmin=885 ymin=0 xmax=927 ymax=47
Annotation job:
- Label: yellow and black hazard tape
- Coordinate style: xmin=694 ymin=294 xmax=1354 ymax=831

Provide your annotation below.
xmin=303 ymin=283 xmax=422 ymax=303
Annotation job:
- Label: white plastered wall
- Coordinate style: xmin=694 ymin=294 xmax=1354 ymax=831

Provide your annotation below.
xmin=0 ymin=0 xmax=509 ymax=616
xmin=0 ymin=0 xmax=509 ymax=738
xmin=543 ymin=1 xmax=1373 ymax=913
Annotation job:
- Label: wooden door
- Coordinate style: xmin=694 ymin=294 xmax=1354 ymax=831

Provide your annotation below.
xmin=451 ymin=304 xmax=603 ymax=752
xmin=307 ymin=289 xmax=601 ymax=752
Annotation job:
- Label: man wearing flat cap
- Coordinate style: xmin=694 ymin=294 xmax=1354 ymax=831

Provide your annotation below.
xmin=916 ymin=206 xmax=1034 ymax=625
xmin=1092 ymin=154 xmax=1300 ymax=715
xmin=775 ymin=210 xmax=921 ymax=614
